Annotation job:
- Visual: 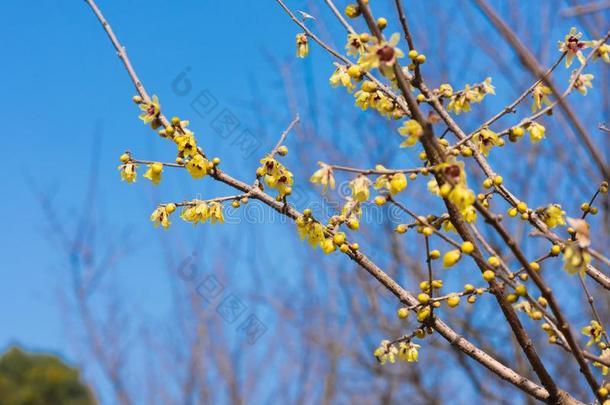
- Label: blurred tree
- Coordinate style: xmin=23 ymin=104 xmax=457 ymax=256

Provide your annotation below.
xmin=0 ymin=347 xmax=95 ymax=405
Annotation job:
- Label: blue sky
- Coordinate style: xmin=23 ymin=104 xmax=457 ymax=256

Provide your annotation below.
xmin=0 ymin=0 xmax=305 ymax=355
xmin=1 ymin=0 xmax=608 ymax=402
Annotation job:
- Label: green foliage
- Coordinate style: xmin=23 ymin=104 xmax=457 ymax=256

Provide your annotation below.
xmin=0 ymin=347 xmax=95 ymax=405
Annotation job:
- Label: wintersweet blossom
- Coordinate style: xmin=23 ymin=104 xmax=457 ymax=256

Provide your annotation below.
xmin=349 ymin=175 xmax=371 ymax=202
xmin=373 ymin=167 xmax=407 ymax=195
xmin=118 ymin=162 xmax=137 ymax=183
xmin=558 ymin=27 xmax=588 ymax=67
xmin=310 ymin=162 xmax=335 ymax=193
xmin=581 ymin=320 xmax=603 ymax=347
xmin=398 ymin=120 xmax=423 ymax=147
xmin=570 ymin=70 xmax=594 ymax=95
xmin=527 ymin=122 xmax=546 ymax=143
xmin=358 ymin=33 xmax=404 ymax=72
xmin=143 ymin=162 xmax=164 ymax=185
xmin=539 ymin=204 xmax=565 ymax=228
xmin=150 ymin=206 xmax=171 ymax=229
xmin=296 ymin=33 xmax=308 ymax=58
xmin=531 ymin=84 xmax=552 ymax=112
xmin=138 ymin=95 xmax=161 ymax=128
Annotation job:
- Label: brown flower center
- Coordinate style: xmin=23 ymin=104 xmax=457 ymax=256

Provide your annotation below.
xmin=567 ymin=36 xmax=584 ymax=51
xmin=444 ymin=165 xmax=461 ymax=179
xmin=377 ymin=45 xmax=395 ymax=63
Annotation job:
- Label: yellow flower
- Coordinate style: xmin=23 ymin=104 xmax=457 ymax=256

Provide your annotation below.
xmin=310 ymin=162 xmax=335 ymax=193
xmin=527 ymin=122 xmax=546 ymax=143
xmin=138 ymin=95 xmax=161 ymax=128
xmin=431 ymin=162 xmax=477 ymax=223
xmin=341 ymin=198 xmax=362 ymax=223
xmin=539 ymin=204 xmax=566 ymax=228
xmin=358 ymin=33 xmax=404 ymax=72
xmin=437 ymin=83 xmax=454 ymax=98
xmin=185 ymin=154 xmax=209 ymax=179
xmin=345 ymin=33 xmax=365 ymax=56
xmin=478 ymin=77 xmax=496 ymax=100
xmin=320 ymin=238 xmax=336 ymax=254
xmin=354 ymin=89 xmax=372 ymax=110
xmin=443 ymin=249 xmax=461 ymax=268
xmin=531 ymin=84 xmax=552 ymax=112
xmin=260 ymin=157 xmax=293 ymax=198
xmin=373 ymin=167 xmax=407 ymax=195
xmin=296 ymin=33 xmax=308 ymax=58
xmin=389 ymin=172 xmax=407 ymax=194
xmin=589 ymin=40 xmax=610 ymax=64
xmin=150 ymin=206 xmax=171 ymax=229
xmin=460 ymin=204 xmax=477 ymax=223
xmin=558 ymin=27 xmax=588 ymax=68
xmin=296 ymin=218 xmax=326 ymax=248
xmin=398 ymin=119 xmax=423 ymax=147
xmin=567 ymin=217 xmax=591 ymax=248
xmin=374 ymin=340 xmax=399 ymax=365
xmin=370 ymin=91 xmax=395 ymax=117
xmin=208 ymin=202 xmax=224 ymax=224
xmin=180 ymin=205 xmax=197 ymax=223
xmin=427 ymin=178 xmax=440 ymax=195
xmin=398 ymin=342 xmax=420 ymax=362
xmin=514 ymin=301 xmax=534 ymax=317
xmin=473 ymin=128 xmax=500 ymax=156
xmin=448 ymin=183 xmax=476 ymax=211
xmin=118 ymin=162 xmax=137 ymax=183
xmin=447 ymin=78 xmax=495 ymax=114
xmin=581 ymin=320 xmax=603 ymax=347
xmin=329 ymin=64 xmax=354 ymax=92
xmin=563 ymin=242 xmax=591 ymax=275
xmin=570 ymin=70 xmax=594 ymax=95
xmin=447 ymin=87 xmax=476 ymax=114
xmin=174 ymin=131 xmax=198 ymax=158
xmin=143 ymin=162 xmax=163 ymax=185
xmin=349 ymin=175 xmax=371 ymax=202
xmin=593 ymin=349 xmax=609 ymax=375
xmin=180 ymin=202 xmax=204 ymax=224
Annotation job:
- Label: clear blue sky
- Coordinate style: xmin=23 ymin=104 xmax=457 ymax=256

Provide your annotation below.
xmin=0 ymin=0 xmax=307 ymax=355
xmin=1 ymin=0 xmax=607 ymax=402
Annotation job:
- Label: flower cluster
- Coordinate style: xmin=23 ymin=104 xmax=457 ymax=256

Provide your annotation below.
xmin=428 ymin=161 xmax=477 ymax=230
xmin=442 ymin=78 xmax=495 ymax=115
xmin=258 ymin=156 xmax=294 ymax=199
xmin=373 ymin=167 xmax=408 ymax=195
xmin=353 ymin=80 xmax=402 ymax=118
xmin=373 ymin=339 xmax=420 ymax=365
xmin=180 ymin=201 xmax=224 ymax=225
xmin=513 ymin=301 xmax=544 ymax=321
xmin=329 ymin=63 xmax=355 ymax=92
xmin=295 ymin=209 xmax=348 ymax=255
